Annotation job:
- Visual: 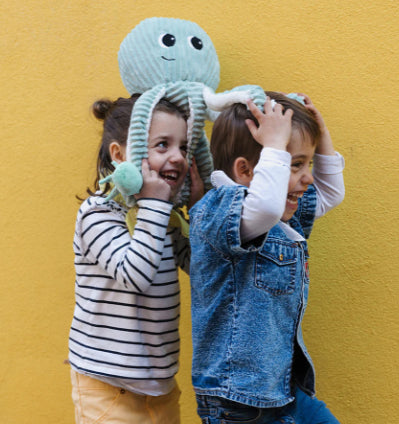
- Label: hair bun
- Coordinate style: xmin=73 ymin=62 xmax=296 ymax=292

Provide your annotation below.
xmin=92 ymin=99 xmax=113 ymax=120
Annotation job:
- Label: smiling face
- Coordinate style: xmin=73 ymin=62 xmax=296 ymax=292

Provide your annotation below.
xmin=147 ymin=111 xmax=189 ymax=200
xmin=281 ymin=129 xmax=316 ymax=222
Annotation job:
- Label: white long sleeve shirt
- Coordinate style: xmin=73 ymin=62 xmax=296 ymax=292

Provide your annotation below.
xmin=211 ymin=148 xmax=345 ymax=243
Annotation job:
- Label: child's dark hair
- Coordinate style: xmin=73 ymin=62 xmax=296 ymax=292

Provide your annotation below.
xmin=79 ymin=94 xmax=188 ymax=200
xmin=210 ymin=91 xmax=321 ymax=179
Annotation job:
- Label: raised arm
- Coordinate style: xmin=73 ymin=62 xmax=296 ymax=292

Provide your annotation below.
xmin=240 ymin=98 xmax=293 ymax=243
xmin=300 ymin=94 xmax=345 ymax=217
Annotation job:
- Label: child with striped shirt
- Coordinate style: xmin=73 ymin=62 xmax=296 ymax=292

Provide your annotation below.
xmin=68 ymin=95 xmax=203 ymax=423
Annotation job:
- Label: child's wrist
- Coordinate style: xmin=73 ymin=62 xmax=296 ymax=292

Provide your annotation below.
xmin=315 ymin=131 xmax=335 ymax=155
xmin=260 ymin=139 xmax=288 ymax=151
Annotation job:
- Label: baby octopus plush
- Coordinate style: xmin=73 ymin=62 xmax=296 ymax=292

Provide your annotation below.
xmin=102 ymin=17 xmax=266 ymax=207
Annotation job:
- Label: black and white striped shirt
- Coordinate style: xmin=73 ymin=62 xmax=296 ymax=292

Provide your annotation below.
xmin=69 ymin=196 xmax=190 ymax=394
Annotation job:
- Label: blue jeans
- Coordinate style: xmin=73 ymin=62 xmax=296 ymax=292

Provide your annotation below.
xmin=196 ymin=387 xmax=340 ymax=424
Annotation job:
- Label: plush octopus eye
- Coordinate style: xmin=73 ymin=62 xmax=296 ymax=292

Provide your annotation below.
xmin=188 ymin=36 xmax=203 ymax=50
xmin=159 ymin=33 xmax=176 ymax=48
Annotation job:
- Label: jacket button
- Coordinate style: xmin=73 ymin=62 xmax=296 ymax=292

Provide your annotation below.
xmin=279 ymin=254 xmax=284 ymax=261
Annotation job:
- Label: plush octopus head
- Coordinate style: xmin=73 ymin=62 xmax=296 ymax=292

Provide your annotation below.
xmin=118 ymin=17 xmax=220 ymax=93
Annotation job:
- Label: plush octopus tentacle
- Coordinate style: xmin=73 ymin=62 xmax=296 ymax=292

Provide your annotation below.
xmin=192 ymin=132 xmax=213 ymax=188
xmin=189 ymin=86 xmax=214 ymax=189
xmin=204 ymin=85 xmax=267 ymax=113
xmin=127 ymin=86 xmax=166 ymax=165
xmin=177 ymin=84 xmax=213 ymax=206
xmin=188 ymin=84 xmax=207 ymax=159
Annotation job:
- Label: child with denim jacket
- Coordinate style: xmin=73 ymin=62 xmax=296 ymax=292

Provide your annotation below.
xmin=189 ymin=92 xmax=345 ymax=423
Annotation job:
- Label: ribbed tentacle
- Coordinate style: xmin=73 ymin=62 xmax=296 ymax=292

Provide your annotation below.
xmin=124 ymin=82 xmax=213 ymax=207
xmin=177 ymin=86 xmax=213 ymax=205
xmin=128 ymin=86 xmax=166 ymax=166
xmin=188 ymin=85 xmax=207 ymax=162
xmin=163 ymin=83 xmax=192 ymax=206
xmin=193 ymin=132 xmax=213 ymax=191
xmin=228 ymin=84 xmax=266 ymax=111
xmin=163 ymin=82 xmax=190 ymax=110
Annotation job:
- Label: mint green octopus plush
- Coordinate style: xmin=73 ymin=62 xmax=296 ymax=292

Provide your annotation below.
xmin=102 ymin=17 xmax=266 ymax=207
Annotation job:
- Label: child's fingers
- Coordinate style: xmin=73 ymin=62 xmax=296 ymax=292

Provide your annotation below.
xmin=188 ymin=157 xmax=204 ymax=208
xmin=295 ymin=93 xmax=318 ymax=115
xmin=263 ymin=97 xmax=274 ymax=115
xmin=246 ymin=98 xmax=257 ymax=114
xmin=190 ymin=158 xmax=204 ymax=187
xmin=248 ymin=97 xmax=277 ymax=120
xmin=141 ymin=159 xmax=150 ymax=176
xmin=284 ymin=108 xmax=294 ymax=120
xmin=296 ymin=93 xmax=313 ymax=106
xmin=273 ymin=102 xmax=283 ymax=114
xmin=190 ymin=156 xmax=199 ymax=175
xmin=246 ymin=98 xmax=263 ymax=119
xmin=297 ymin=97 xmax=327 ymax=131
xmin=245 ymin=118 xmax=257 ymax=136
xmin=190 ymin=157 xmax=200 ymax=182
xmin=141 ymin=158 xmax=159 ymax=181
xmin=302 ymin=97 xmax=319 ymax=117
xmin=190 ymin=170 xmax=202 ymax=191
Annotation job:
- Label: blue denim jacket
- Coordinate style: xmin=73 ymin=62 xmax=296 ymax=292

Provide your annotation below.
xmin=189 ymin=184 xmax=317 ymax=408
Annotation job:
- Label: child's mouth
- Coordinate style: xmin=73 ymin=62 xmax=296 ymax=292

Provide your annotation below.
xmin=160 ymin=171 xmax=179 ymax=184
xmin=286 ymin=192 xmax=303 ymax=207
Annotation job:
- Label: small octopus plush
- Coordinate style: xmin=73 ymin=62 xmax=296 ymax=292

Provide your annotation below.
xmin=102 ymin=17 xmax=266 ymax=207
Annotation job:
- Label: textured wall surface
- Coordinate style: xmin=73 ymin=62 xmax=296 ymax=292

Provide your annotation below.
xmin=1 ymin=1 xmax=398 ymax=423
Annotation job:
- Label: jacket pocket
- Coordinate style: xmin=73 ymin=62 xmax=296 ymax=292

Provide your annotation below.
xmin=255 ymin=244 xmax=297 ymax=295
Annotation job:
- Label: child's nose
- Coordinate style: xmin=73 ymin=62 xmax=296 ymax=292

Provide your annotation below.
xmin=169 ymin=147 xmax=185 ymax=163
xmin=302 ymin=168 xmax=314 ymax=185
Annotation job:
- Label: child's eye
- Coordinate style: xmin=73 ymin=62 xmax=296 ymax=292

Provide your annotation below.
xmin=156 ymin=141 xmax=168 ymax=149
xmin=291 ymin=161 xmax=303 ymax=169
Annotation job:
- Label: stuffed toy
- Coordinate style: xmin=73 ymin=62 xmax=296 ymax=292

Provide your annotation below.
xmin=101 ymin=17 xmax=266 ymax=207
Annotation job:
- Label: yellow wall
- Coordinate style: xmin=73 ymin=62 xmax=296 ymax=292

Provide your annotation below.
xmin=1 ymin=1 xmax=398 ymax=422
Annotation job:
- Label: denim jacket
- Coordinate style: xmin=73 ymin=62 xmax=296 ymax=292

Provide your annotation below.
xmin=189 ymin=183 xmax=317 ymax=408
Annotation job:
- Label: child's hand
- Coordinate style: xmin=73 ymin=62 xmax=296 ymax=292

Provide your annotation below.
xmin=188 ymin=157 xmax=204 ymax=209
xmin=134 ymin=159 xmax=171 ymax=201
xmin=297 ymin=93 xmax=335 ymax=156
xmin=245 ymin=97 xmax=292 ymax=151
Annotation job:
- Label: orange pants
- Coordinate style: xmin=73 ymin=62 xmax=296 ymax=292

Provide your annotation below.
xmin=71 ymin=369 xmax=180 ymax=424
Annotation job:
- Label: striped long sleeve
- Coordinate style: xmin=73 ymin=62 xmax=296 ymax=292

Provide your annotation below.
xmin=69 ymin=196 xmax=183 ymax=382
xmin=77 ymin=197 xmax=173 ymax=293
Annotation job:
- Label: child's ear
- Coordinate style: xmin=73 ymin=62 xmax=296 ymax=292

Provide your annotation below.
xmin=109 ymin=141 xmax=126 ymax=163
xmin=232 ymin=157 xmax=254 ymax=187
